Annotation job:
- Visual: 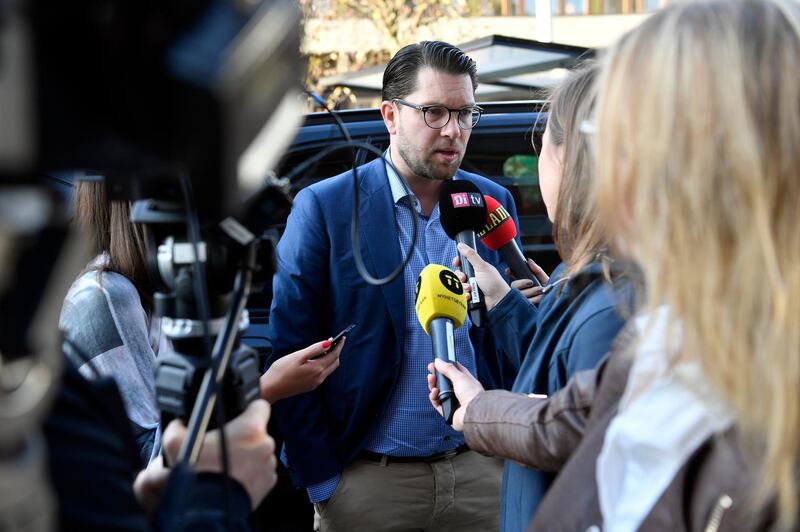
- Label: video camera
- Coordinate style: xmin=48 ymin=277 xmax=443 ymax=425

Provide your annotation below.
xmin=1 ymin=0 xmax=305 ymax=521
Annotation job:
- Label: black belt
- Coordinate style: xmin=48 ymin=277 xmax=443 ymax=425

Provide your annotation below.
xmin=358 ymin=444 xmax=470 ymax=464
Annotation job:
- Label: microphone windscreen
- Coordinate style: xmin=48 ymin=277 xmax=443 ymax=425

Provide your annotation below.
xmin=415 ymin=264 xmax=467 ymax=334
xmin=438 ymin=180 xmax=488 ymax=239
xmin=477 ymin=195 xmax=517 ymax=251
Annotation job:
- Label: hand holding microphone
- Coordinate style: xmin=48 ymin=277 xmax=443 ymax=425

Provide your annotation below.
xmin=415 ymin=264 xmax=468 ymax=425
xmin=438 ymin=180 xmax=489 ymax=327
xmin=478 ymin=194 xmax=548 ymax=305
xmin=478 ymin=195 xmax=548 ymax=285
xmin=452 ymin=243 xmax=510 ymax=311
xmin=426 ymin=359 xmax=485 ymax=432
xmin=510 ymin=277 xmax=547 ymax=306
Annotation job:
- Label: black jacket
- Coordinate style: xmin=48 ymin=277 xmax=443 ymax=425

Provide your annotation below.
xmin=43 ymin=359 xmax=252 ymax=531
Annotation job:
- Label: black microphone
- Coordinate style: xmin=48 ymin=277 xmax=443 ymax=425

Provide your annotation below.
xmin=438 ymin=180 xmax=489 ymax=327
xmin=478 ymin=195 xmax=540 ymax=286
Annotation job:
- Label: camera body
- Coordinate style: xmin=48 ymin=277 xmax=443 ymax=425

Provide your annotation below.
xmin=1 ymin=2 xmax=304 ymax=519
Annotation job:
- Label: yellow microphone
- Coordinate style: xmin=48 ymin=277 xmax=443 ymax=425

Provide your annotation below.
xmin=415 ymin=264 xmax=467 ymax=424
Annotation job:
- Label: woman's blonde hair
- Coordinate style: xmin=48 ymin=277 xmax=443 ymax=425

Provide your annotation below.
xmin=595 ymin=0 xmax=800 ymax=526
xmin=544 ymin=63 xmax=612 ymax=277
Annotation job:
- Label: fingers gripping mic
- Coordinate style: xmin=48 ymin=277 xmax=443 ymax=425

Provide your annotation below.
xmin=478 ymin=195 xmax=540 ymax=286
xmin=439 ymin=180 xmax=489 ymax=327
xmin=415 ymin=264 xmax=467 ymax=425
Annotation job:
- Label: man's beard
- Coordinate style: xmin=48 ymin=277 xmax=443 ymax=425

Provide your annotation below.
xmin=396 ymin=133 xmax=461 ymax=181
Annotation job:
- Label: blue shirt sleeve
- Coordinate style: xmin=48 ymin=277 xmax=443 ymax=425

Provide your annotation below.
xmin=306 ymin=474 xmax=341 ymax=503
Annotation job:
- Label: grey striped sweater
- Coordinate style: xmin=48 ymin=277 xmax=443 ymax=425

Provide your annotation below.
xmin=60 ymin=262 xmax=166 ymax=467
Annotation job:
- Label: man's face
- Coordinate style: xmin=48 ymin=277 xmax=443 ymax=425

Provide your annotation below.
xmin=392 ymin=67 xmax=475 ymax=181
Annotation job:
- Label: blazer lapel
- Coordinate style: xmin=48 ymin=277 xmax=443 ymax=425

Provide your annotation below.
xmin=357 ymin=160 xmax=406 ymax=352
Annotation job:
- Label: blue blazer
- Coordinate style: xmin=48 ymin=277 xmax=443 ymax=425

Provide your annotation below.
xmin=487 ymin=260 xmax=632 ymax=531
xmin=267 ymin=157 xmax=521 ymax=487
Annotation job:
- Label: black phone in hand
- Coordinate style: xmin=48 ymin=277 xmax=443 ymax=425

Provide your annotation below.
xmin=329 ymin=323 xmax=356 ymax=349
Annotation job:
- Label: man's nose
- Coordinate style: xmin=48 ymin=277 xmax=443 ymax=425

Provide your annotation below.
xmin=440 ymin=112 xmax=462 ymax=140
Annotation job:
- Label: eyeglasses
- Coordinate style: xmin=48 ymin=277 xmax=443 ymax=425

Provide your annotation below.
xmin=392 ymin=98 xmax=483 ymax=130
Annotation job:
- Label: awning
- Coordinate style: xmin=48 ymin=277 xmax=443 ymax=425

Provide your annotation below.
xmin=318 ymin=35 xmax=592 ymax=102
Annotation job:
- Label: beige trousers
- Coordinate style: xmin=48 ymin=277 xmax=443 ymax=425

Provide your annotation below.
xmin=313 ymin=450 xmax=503 ymax=532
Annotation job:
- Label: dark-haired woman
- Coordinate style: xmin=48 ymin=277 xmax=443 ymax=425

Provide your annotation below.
xmin=61 ymin=181 xmax=344 ymax=466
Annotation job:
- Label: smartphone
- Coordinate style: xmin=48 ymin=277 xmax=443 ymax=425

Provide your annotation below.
xmin=312 ymin=323 xmax=356 ymax=360
xmin=329 ymin=323 xmax=356 ymax=349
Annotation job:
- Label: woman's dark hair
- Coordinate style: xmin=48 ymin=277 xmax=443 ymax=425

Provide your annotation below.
xmin=74 ymin=181 xmax=153 ymax=310
xmin=381 ymin=41 xmax=478 ymax=102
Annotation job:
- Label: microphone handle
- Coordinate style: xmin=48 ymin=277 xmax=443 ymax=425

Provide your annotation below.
xmin=455 ymin=231 xmax=486 ymax=327
xmin=429 ymin=318 xmax=460 ymax=425
xmin=501 ymin=242 xmax=541 ymax=286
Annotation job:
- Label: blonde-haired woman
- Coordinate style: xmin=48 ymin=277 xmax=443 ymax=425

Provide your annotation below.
xmin=428 ymin=0 xmax=800 ymax=529
xmin=590 ymin=0 xmax=800 ymax=528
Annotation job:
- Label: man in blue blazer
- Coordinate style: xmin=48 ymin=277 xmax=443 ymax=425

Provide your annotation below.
xmin=268 ymin=41 xmax=521 ymax=532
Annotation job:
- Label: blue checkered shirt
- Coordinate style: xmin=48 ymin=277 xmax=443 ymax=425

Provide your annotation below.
xmin=306 ymin=153 xmax=477 ymax=503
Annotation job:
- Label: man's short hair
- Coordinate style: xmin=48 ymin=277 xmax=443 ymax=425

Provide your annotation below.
xmin=381 ymin=41 xmax=478 ymax=102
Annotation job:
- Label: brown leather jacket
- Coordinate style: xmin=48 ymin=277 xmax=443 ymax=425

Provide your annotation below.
xmin=463 ymin=328 xmax=770 ymax=532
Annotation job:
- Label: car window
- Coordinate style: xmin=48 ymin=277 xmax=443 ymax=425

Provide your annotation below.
xmin=461 ymin=131 xmax=559 ymax=273
xmin=502 ymin=154 xmax=542 ymax=215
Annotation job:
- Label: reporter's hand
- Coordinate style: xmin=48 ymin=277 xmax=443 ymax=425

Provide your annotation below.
xmin=426 ymin=359 xmax=485 ymax=431
xmin=452 ymin=243 xmax=510 ymax=311
xmin=260 ymin=338 xmax=344 ymax=403
xmin=505 ymin=257 xmax=549 ymax=305
xmin=162 ymin=399 xmax=277 ymax=509
xmin=133 ymin=455 xmax=170 ymax=517
xmin=510 ymin=278 xmax=545 ymax=305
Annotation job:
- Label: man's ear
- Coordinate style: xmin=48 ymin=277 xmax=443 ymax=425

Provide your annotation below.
xmin=380 ymin=100 xmax=398 ymax=135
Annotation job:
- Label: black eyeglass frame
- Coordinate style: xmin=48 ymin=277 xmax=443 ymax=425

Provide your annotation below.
xmin=392 ymin=98 xmax=484 ymax=130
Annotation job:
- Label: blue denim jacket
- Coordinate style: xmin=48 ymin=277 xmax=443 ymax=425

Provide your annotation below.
xmin=487 ymin=260 xmax=632 ymax=531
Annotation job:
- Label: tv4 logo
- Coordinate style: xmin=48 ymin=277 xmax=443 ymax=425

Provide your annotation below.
xmin=450 ymin=192 xmax=484 ymax=208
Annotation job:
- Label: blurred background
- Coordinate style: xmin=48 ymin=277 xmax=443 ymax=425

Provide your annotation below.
xmin=299 ymin=0 xmax=673 ymax=109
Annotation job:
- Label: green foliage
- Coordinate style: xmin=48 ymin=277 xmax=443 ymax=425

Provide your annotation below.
xmin=504 ymin=154 xmax=542 ymax=214
xmin=503 ymin=154 xmax=539 ymax=184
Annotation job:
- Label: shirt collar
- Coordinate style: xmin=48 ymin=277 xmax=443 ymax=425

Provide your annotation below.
xmin=384 ymin=150 xmax=450 ymax=220
xmin=384 ymin=150 xmax=416 ymax=207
